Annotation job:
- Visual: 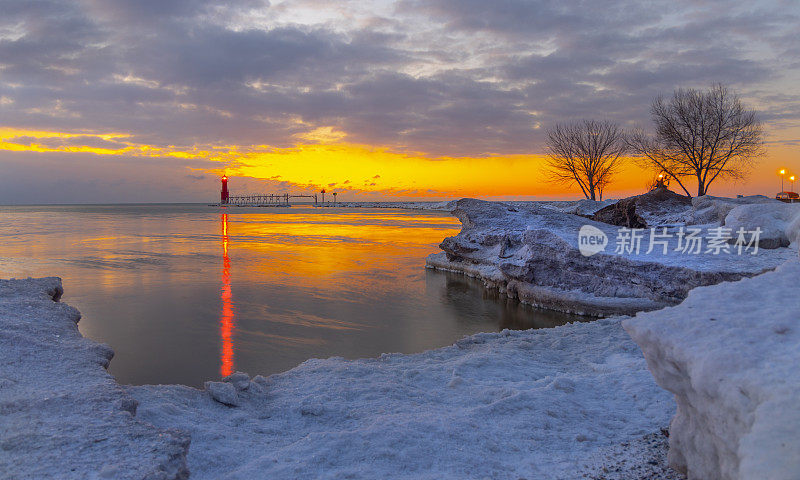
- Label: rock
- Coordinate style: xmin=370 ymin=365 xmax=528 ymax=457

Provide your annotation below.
xmin=223 ymin=371 xmax=251 ymax=391
xmin=205 ymin=381 xmax=240 ymax=406
xmin=590 ymin=187 xmax=693 ymax=228
xmin=623 ymin=260 xmax=800 ymax=480
xmin=723 ymin=202 xmax=800 ymax=249
xmin=633 ymin=186 xmax=693 ymax=226
xmin=0 ymin=278 xmax=190 ymax=479
xmin=591 ymin=197 xmax=648 ymax=228
xmin=426 ymin=198 xmax=793 ymax=317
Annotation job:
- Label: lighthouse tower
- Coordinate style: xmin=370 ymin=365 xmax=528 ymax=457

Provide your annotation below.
xmin=221 ymin=176 xmax=229 ymax=204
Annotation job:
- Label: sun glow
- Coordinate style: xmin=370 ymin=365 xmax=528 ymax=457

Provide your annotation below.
xmin=224 ymin=143 xmax=552 ymax=197
xmin=2 ymin=126 xmax=796 ymax=200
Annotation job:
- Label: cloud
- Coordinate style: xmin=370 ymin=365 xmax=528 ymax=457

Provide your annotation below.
xmin=5 ymin=135 xmax=126 ymax=150
xmin=0 ymin=0 xmax=799 ymax=202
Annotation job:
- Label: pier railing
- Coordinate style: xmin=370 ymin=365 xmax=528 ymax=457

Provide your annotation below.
xmin=223 ymin=194 xmax=320 ymax=206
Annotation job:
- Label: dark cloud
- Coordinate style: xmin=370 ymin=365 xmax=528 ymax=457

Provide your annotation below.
xmin=5 ymin=135 xmax=126 ymax=149
xmin=0 ymin=0 xmax=798 ymax=163
xmin=397 ymin=0 xmax=662 ymax=38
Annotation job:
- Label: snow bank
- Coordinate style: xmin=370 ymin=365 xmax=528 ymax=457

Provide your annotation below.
xmin=128 ymin=318 xmax=674 ymax=480
xmin=787 ymin=207 xmax=800 ymax=245
xmin=623 ymin=260 xmax=800 ymax=480
xmin=0 ymin=278 xmax=190 ymax=480
xmin=723 ymin=202 xmax=800 ymax=249
xmin=688 ymin=195 xmax=780 ymax=226
xmin=427 ymin=199 xmax=794 ymax=317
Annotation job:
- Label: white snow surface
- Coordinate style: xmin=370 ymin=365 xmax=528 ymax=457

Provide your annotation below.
xmin=128 ymin=318 xmax=674 ymax=480
xmin=687 ymin=195 xmax=781 ymax=226
xmin=723 ymin=202 xmax=800 ymax=249
xmin=538 ymin=198 xmax=618 ymax=216
xmin=0 ymin=277 xmax=189 ymax=480
xmin=624 ymin=259 xmax=800 ymax=480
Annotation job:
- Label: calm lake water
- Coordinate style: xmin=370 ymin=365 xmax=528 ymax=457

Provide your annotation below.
xmin=0 ymin=204 xmax=583 ymax=387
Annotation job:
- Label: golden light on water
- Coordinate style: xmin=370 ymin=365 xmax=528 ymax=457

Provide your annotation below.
xmin=213 ymin=209 xmax=463 ymax=377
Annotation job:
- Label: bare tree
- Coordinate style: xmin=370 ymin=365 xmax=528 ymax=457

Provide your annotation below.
xmin=628 ymin=84 xmax=764 ymax=197
xmin=545 ymin=120 xmax=627 ymax=201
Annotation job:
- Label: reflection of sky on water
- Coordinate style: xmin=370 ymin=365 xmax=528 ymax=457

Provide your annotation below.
xmin=220 ymin=213 xmax=233 ymax=377
xmin=0 ymin=204 xmax=585 ymax=387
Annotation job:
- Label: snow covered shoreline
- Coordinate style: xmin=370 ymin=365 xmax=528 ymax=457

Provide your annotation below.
xmin=128 ymin=319 xmax=678 ymax=479
xmin=427 ymin=197 xmax=796 ymax=316
xmin=3 ymin=194 xmax=798 ymax=479
xmin=0 ymin=278 xmax=190 ymax=479
xmin=1 ymin=277 xmax=680 ymax=479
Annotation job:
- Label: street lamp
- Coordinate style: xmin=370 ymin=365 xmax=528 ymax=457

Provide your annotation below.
xmin=791 ymin=175 xmax=796 ymax=193
xmin=780 ymin=169 xmax=786 ymax=192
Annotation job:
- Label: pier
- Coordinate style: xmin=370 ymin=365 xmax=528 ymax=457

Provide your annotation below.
xmin=224 ymin=193 xmax=319 ymax=207
xmin=216 ymin=176 xmax=332 ymax=207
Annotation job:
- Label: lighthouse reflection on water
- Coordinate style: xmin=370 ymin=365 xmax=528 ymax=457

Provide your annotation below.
xmin=220 ymin=212 xmax=235 ymax=377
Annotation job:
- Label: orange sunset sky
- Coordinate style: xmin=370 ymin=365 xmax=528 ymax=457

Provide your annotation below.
xmin=1 ymin=1 xmax=798 ymax=203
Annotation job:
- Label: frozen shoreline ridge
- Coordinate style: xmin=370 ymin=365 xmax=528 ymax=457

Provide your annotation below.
xmin=0 ymin=278 xmax=190 ymax=480
xmin=426 ymin=197 xmax=797 ymax=316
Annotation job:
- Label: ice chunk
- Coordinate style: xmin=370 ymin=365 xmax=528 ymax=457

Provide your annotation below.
xmin=689 ymin=194 xmax=780 ymax=226
xmin=723 ymin=202 xmax=799 ymax=249
xmin=223 ymin=371 xmax=251 ymax=391
xmin=624 ymin=260 xmax=800 ymax=479
xmin=205 ymin=381 xmax=240 ymax=406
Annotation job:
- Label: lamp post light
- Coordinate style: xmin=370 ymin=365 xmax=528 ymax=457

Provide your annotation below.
xmin=791 ymin=175 xmax=796 ymax=193
xmin=780 ymin=169 xmax=786 ymax=192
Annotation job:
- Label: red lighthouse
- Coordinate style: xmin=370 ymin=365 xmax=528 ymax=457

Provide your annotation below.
xmin=221 ymin=176 xmax=229 ymax=204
